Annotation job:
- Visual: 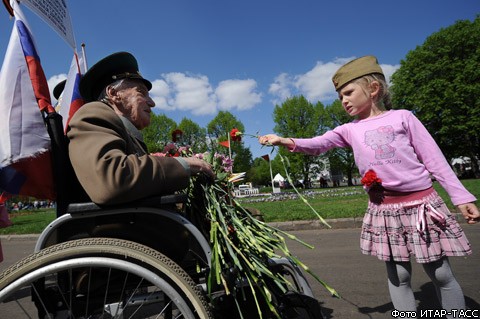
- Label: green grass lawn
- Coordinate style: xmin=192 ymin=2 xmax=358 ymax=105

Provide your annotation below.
xmin=0 ymin=208 xmax=55 ymax=235
xmin=241 ymin=188 xmax=368 ymax=222
xmin=1 ymin=179 xmax=479 ymax=235
xmin=247 ymin=179 xmax=480 ymax=222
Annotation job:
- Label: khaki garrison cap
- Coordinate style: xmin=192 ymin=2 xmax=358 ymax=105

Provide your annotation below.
xmin=332 ymin=56 xmax=384 ymax=91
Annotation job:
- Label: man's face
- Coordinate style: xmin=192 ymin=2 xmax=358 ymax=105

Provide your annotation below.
xmin=115 ymin=80 xmax=155 ymax=130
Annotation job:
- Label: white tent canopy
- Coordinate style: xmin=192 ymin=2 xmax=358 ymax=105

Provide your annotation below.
xmin=451 ymin=157 xmax=470 ymax=165
xmin=273 ymin=173 xmax=285 ymax=182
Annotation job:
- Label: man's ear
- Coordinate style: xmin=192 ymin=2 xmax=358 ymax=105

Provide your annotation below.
xmin=106 ymin=85 xmax=120 ymax=102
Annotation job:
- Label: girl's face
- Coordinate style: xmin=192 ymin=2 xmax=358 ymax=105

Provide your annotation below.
xmin=338 ymin=82 xmax=372 ymax=120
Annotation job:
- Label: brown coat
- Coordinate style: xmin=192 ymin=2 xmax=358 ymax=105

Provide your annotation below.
xmin=67 ymin=101 xmax=190 ymax=205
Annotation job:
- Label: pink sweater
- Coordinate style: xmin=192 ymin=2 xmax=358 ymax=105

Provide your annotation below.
xmin=291 ymin=110 xmax=476 ymax=206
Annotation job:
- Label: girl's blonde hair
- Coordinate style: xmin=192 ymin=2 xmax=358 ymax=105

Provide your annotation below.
xmin=354 ymin=74 xmax=392 ymax=110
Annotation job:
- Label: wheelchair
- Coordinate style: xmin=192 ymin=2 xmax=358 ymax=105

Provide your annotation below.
xmin=0 ymin=112 xmax=324 ymax=318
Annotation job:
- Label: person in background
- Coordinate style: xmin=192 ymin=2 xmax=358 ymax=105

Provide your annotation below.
xmin=0 ymin=191 xmax=13 ymax=263
xmin=67 ymin=52 xmax=214 ymax=205
xmin=258 ymin=56 xmax=479 ymax=318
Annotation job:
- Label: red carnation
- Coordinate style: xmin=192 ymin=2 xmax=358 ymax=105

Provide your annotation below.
xmin=230 ymin=128 xmax=242 ymax=142
xmin=171 ymin=129 xmax=183 ymax=143
xmin=361 ymin=170 xmax=382 ymax=187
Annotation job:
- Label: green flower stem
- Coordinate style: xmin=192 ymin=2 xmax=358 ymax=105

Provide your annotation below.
xmin=245 ymin=275 xmax=265 ymax=319
xmin=186 ymin=148 xmax=339 ymax=319
xmin=288 ymin=254 xmax=340 ymax=298
xmin=277 ymin=152 xmax=332 ymax=228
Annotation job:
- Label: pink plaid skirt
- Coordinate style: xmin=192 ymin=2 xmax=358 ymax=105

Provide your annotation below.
xmin=360 ymin=187 xmax=472 ymax=263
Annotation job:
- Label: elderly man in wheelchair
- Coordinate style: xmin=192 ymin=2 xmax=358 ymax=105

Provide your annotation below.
xmin=0 ymin=52 xmax=324 ymax=319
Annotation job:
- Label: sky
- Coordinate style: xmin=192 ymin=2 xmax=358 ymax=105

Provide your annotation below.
xmin=0 ymin=0 xmax=478 ymax=159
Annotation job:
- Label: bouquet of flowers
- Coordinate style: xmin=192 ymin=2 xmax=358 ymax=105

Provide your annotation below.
xmin=154 ymin=129 xmax=337 ymax=318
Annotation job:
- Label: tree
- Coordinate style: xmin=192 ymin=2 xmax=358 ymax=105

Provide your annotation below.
xmin=207 ymin=111 xmax=252 ymax=171
xmin=143 ymin=113 xmax=177 ymax=153
xmin=177 ymin=117 xmax=208 ymax=153
xmin=249 ymin=157 xmax=271 ymax=186
xmin=207 ymin=111 xmax=244 ymax=140
xmin=233 ymin=145 xmax=253 ymax=174
xmin=249 ymin=155 xmax=283 ymax=187
xmin=390 ymin=16 xmax=480 ymax=175
xmin=273 ymin=96 xmax=327 ymax=187
xmin=321 ymin=100 xmax=357 ymax=185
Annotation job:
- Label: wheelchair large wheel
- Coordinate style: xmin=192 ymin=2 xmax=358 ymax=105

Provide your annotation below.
xmin=0 ymin=238 xmax=213 ymax=319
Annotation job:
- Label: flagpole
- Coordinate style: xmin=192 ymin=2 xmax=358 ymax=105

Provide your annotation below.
xmin=269 ymin=159 xmax=275 ymax=192
xmin=81 ymin=43 xmax=88 ymax=69
xmin=2 ymin=0 xmax=13 ymax=17
xmin=227 ymin=131 xmax=232 ymax=159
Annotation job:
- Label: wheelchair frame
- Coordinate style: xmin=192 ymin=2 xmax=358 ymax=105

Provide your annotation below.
xmin=0 ymin=112 xmax=323 ymax=319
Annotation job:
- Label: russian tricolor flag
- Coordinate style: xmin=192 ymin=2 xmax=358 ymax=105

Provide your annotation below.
xmin=0 ymin=1 xmax=56 ymax=200
xmin=57 ymin=54 xmax=85 ymax=131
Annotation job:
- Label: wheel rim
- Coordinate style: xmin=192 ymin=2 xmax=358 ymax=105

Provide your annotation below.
xmin=0 ymin=257 xmax=199 ymax=319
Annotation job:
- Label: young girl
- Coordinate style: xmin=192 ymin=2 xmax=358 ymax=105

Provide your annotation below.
xmin=258 ymin=56 xmax=479 ymax=317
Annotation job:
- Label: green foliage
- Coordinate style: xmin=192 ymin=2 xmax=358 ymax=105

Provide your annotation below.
xmin=390 ymin=16 xmax=480 ymax=171
xmin=273 ymin=96 xmax=323 ymax=138
xmin=178 ymin=117 xmax=208 ymax=153
xmin=321 ymin=100 xmax=358 ymax=185
xmin=206 ymin=111 xmax=252 ymax=172
xmin=273 ymin=96 xmax=326 ymax=185
xmin=248 ymin=156 xmax=283 ymax=186
xmin=248 ymin=158 xmax=269 ymax=186
xmin=207 ymin=111 xmax=245 ymax=140
xmin=233 ymin=145 xmax=253 ymax=174
xmin=141 ymin=110 xmax=254 ymax=175
xmin=143 ymin=113 xmax=177 ymax=152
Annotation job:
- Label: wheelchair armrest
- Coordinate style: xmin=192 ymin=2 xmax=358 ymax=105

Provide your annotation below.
xmin=67 ymin=202 xmax=102 ymax=213
xmin=131 ymin=193 xmax=188 ymax=206
xmin=67 ymin=193 xmax=188 ymax=214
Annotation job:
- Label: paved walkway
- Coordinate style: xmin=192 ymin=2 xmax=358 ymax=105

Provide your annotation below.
xmin=1 ymin=220 xmax=478 ymax=318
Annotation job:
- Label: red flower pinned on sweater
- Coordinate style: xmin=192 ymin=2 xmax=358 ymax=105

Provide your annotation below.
xmin=230 ymin=128 xmax=242 ymax=142
xmin=361 ymin=170 xmax=382 ymax=187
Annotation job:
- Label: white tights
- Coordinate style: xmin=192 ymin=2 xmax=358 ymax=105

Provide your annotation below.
xmin=385 ymin=257 xmax=465 ymax=319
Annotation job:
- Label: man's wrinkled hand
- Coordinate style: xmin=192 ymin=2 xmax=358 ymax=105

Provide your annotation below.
xmin=184 ymin=157 xmax=215 ymax=180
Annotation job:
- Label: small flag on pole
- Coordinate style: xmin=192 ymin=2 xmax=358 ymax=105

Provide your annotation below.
xmin=261 ymin=154 xmax=270 ymax=162
xmin=219 ymin=140 xmax=230 ymax=148
xmin=57 ymin=53 xmax=86 ymax=130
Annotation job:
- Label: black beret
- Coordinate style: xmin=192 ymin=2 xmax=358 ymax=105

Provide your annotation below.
xmin=79 ymin=51 xmax=152 ymax=102
xmin=53 ymin=79 xmax=66 ymax=100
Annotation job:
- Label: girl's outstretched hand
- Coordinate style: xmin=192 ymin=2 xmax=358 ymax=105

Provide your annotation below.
xmin=456 ymin=203 xmax=480 ymax=224
xmin=258 ymin=134 xmax=280 ymax=145
xmin=258 ymin=134 xmax=294 ymax=148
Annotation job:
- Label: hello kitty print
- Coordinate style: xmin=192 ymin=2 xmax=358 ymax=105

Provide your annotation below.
xmin=364 ymin=126 xmax=396 ymax=159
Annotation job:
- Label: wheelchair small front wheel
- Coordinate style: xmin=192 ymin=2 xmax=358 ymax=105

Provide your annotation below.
xmin=0 ymin=237 xmax=213 ymax=319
